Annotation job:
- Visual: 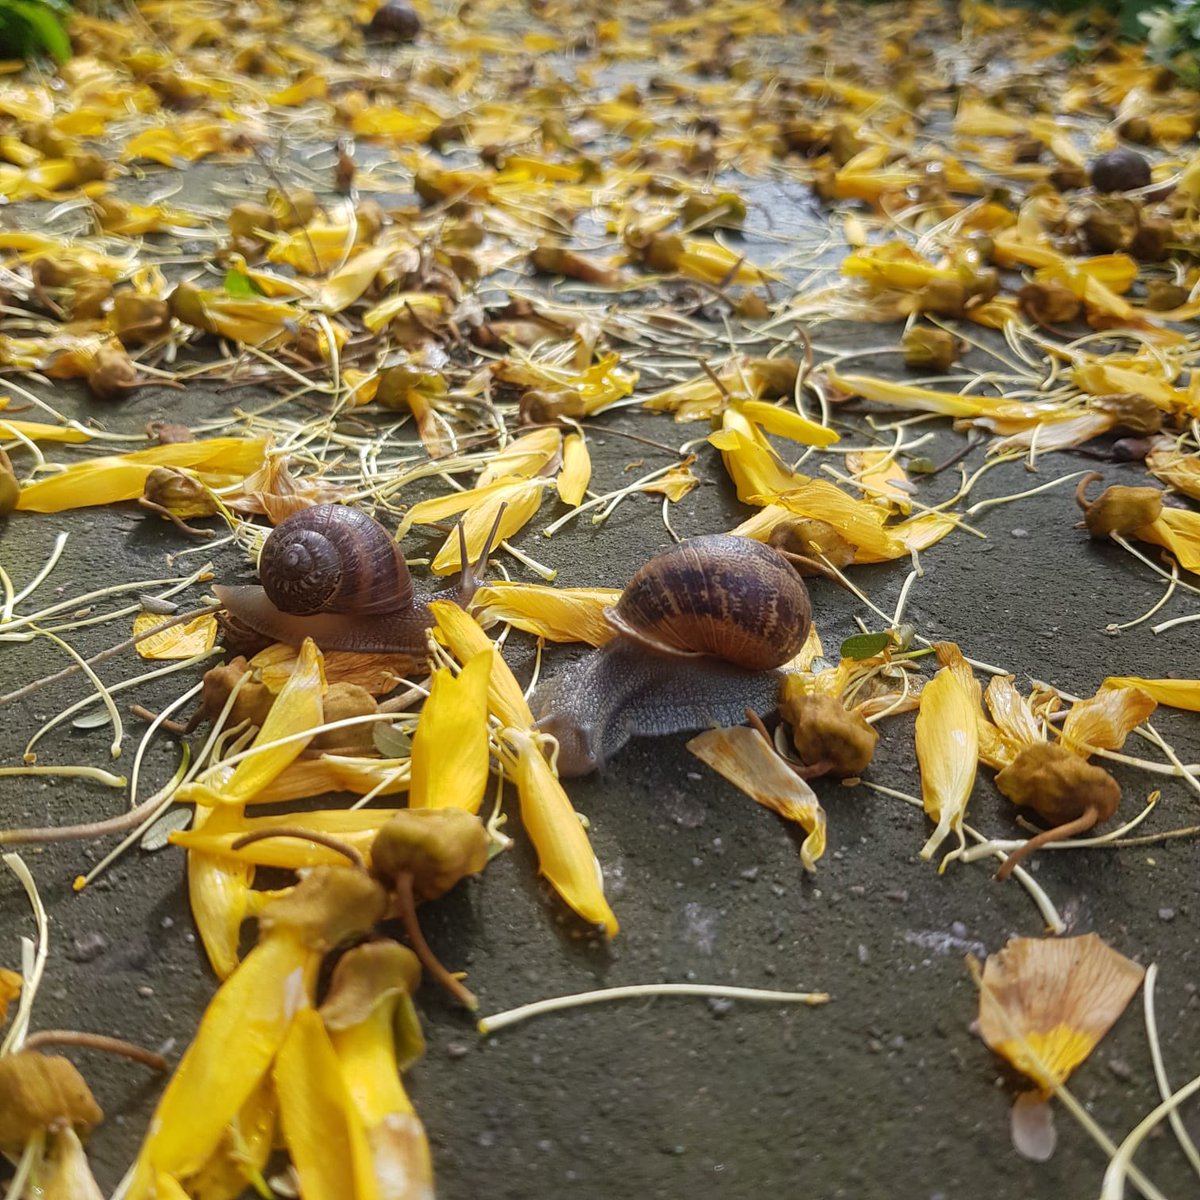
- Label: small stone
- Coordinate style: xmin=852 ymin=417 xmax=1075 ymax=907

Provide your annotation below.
xmin=66 ymin=932 xmax=108 ymax=963
xmin=1107 ymin=1058 xmax=1134 ymax=1082
xmin=1011 ymin=528 xmax=1029 ymax=538
xmin=885 ymin=888 xmax=908 ymax=903
xmin=137 ymin=985 xmax=154 ymax=999
xmin=857 ymin=944 xmax=870 ymax=965
xmin=740 ymin=866 xmax=759 ymax=881
xmin=707 ymin=997 xmax=734 ymax=1018
xmin=160 ymin=917 xmax=174 ymax=929
xmin=446 ymin=1042 xmax=470 ymax=1059
xmin=1158 ymin=907 xmax=1175 ymax=922
xmin=950 ymin=921 xmax=967 ymax=938
xmin=867 ymin=1038 xmax=884 ymax=1053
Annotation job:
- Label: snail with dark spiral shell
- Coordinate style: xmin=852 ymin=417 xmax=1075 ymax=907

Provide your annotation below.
xmin=215 ymin=503 xmax=495 ymax=654
xmin=531 ymin=535 xmax=813 ymax=776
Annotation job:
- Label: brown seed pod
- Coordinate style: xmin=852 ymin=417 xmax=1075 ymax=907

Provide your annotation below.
xmin=370 ymin=809 xmax=489 ymax=901
xmin=1090 ymin=147 xmax=1152 ymax=194
xmin=902 ymin=326 xmax=958 ymax=371
xmin=993 ymin=742 xmax=1121 ymax=880
xmin=310 ymin=682 xmax=379 ymax=752
xmin=1080 ymin=199 xmax=1137 ymax=254
xmin=111 ymin=292 xmax=170 ymax=348
xmin=1144 ymin=280 xmax=1190 ymax=311
xmin=366 ymin=1 xmax=421 ymax=41
xmin=767 ymin=517 xmax=859 ymax=575
xmin=916 ymin=278 xmax=966 ymax=317
xmin=69 ymin=277 xmax=113 ymax=321
xmin=1075 ymin=471 xmax=1164 ymax=537
xmin=779 ymin=686 xmax=878 ymax=779
xmin=518 ymin=387 xmax=588 ymax=424
xmin=1129 ymin=214 xmax=1172 ymax=262
xmin=227 ymin=201 xmax=277 ymax=244
xmin=1086 ymin=393 xmax=1163 ymax=436
xmin=87 ymin=347 xmax=142 ymax=401
xmin=1017 ymin=280 xmax=1081 ymax=327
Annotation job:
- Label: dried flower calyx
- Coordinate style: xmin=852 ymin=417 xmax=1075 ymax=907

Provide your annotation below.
xmin=779 ymin=684 xmax=878 ymax=779
xmin=993 ymin=742 xmax=1120 ymax=880
xmin=1074 ymin=471 xmax=1163 ymax=537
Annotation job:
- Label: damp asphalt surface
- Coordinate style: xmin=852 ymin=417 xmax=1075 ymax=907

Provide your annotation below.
xmin=2 ymin=79 xmax=1200 ymax=1200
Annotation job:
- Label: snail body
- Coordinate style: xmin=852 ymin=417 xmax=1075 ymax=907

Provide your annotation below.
xmin=215 ymin=503 xmax=483 ymax=654
xmin=531 ymin=535 xmax=812 ymax=776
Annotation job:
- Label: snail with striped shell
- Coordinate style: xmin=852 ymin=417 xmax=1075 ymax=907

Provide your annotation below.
xmin=531 ymin=535 xmax=813 ymax=776
xmin=215 ymin=503 xmax=491 ymax=654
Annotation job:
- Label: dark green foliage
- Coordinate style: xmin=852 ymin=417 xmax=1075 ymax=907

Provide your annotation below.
xmin=0 ymin=0 xmax=71 ymax=63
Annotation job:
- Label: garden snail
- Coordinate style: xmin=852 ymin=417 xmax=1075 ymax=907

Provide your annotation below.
xmin=214 ymin=503 xmax=492 ymax=654
xmin=531 ymin=535 xmax=813 ymax=777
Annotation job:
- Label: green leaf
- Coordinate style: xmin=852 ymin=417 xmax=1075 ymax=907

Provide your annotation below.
xmin=840 ymin=632 xmax=892 ymax=661
xmin=223 ymin=269 xmax=264 ymax=298
xmin=6 ymin=1 xmax=71 ymax=63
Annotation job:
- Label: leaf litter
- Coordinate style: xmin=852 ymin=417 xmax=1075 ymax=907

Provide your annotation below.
xmin=0 ymin=0 xmax=1199 ymax=1195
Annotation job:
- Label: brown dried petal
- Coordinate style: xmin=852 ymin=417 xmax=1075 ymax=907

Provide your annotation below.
xmin=258 ymin=865 xmax=388 ymax=950
xmin=995 ymin=742 xmax=1121 ymax=826
xmin=780 ymin=689 xmax=878 ymax=778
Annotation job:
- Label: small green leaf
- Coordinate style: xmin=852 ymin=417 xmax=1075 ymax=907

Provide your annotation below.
xmin=840 ymin=632 xmax=892 ymax=661
xmin=223 ymin=269 xmax=264 ymax=298
xmin=373 ymin=724 xmax=412 ymax=758
xmin=7 ymin=1 xmax=71 ymax=63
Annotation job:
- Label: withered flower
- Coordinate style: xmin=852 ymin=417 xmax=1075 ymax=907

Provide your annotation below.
xmin=110 ymin=292 xmax=171 ymax=348
xmin=902 ymin=326 xmax=958 ymax=371
xmin=138 ymin=466 xmax=219 ymax=537
xmin=0 ymin=1052 xmax=103 ymax=1154
xmin=86 ymin=346 xmax=143 ymax=401
xmin=1074 ymin=472 xmax=1163 ymax=537
xmin=1017 ymin=279 xmax=1081 ymax=326
xmin=778 ymin=686 xmax=878 ymax=779
xmin=993 ymin=743 xmax=1121 ymax=880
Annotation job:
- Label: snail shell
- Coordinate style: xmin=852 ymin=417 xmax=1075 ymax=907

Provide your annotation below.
xmin=215 ymin=503 xmax=478 ymax=655
xmin=259 ymin=503 xmax=412 ymax=617
xmin=532 ymin=535 xmax=813 ymax=775
xmin=606 ymin=534 xmax=811 ymax=669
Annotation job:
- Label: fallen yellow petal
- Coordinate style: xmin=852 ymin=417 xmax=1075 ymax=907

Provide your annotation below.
xmin=557 ymin=431 xmax=592 ymax=507
xmin=687 ymin=725 xmax=826 ymax=871
xmin=431 ymin=601 xmax=534 ymax=729
xmin=133 ymin=612 xmax=218 ymax=661
xmin=187 ymin=804 xmax=254 ymax=980
xmin=275 ymin=1008 xmax=380 ymax=1200
xmin=15 ymin=437 xmax=267 ymax=513
xmin=508 ymin=729 xmax=618 ymax=935
xmin=916 ymin=665 xmax=979 ymax=862
xmin=473 ymin=582 xmax=621 ymax=646
xmin=1061 ymin=685 xmax=1156 ymax=755
xmin=1102 ymin=677 xmax=1200 ymax=712
xmin=977 ymin=933 xmax=1145 ymax=1093
xmin=177 ymin=638 xmax=325 ymax=805
xmin=738 ymin=399 xmax=839 ymax=447
xmin=409 ymin=650 xmax=492 ymax=813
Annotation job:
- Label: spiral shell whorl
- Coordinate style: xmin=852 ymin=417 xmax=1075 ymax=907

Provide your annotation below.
xmin=259 ymin=504 xmax=412 ymax=617
xmin=606 ymin=534 xmax=811 ymax=670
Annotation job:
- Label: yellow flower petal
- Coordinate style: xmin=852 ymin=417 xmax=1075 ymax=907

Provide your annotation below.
xmin=507 ymin=729 xmax=618 ymax=935
xmin=250 ymin=757 xmax=411 ymax=807
xmin=177 ymin=638 xmax=326 ymax=805
xmin=687 ymin=725 xmax=826 ymax=871
xmin=473 ymin=582 xmax=620 ymax=646
xmin=977 ymin=933 xmax=1145 ymax=1092
xmin=133 ymin=611 xmax=218 ymax=661
xmin=1061 ymin=685 xmax=1156 ymax=755
xmin=738 ymin=399 xmax=839 ymax=447
xmin=128 ymin=932 xmax=318 ymax=1188
xmin=15 ymin=437 xmax=267 ymax=512
xmin=1144 ymin=508 xmax=1200 ymax=573
xmin=275 ymin=1008 xmax=380 ymax=1200
xmin=173 ymin=809 xmax=402 ymax=869
xmin=709 ymin=425 xmax=805 ymax=504
xmin=556 ymin=432 xmax=591 ymax=507
xmin=188 ymin=804 xmax=254 ymax=980
xmin=845 ymin=449 xmax=912 ymax=514
xmin=478 ymin=427 xmax=562 ymax=487
xmin=764 ymin=478 xmax=906 ymax=561
xmin=181 ymin=1076 xmax=277 ymax=1200
xmin=409 ymin=651 xmax=492 ymax=813
xmin=916 ymin=664 xmax=980 ymax=862
xmin=431 ymin=601 xmax=534 ymax=729
xmin=431 ymin=479 xmax=550 ymax=575
xmin=1102 ymin=677 xmax=1200 ymax=712
xmin=313 ymin=238 xmax=411 ymax=314
xmin=0 ymin=416 xmax=91 ymax=443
